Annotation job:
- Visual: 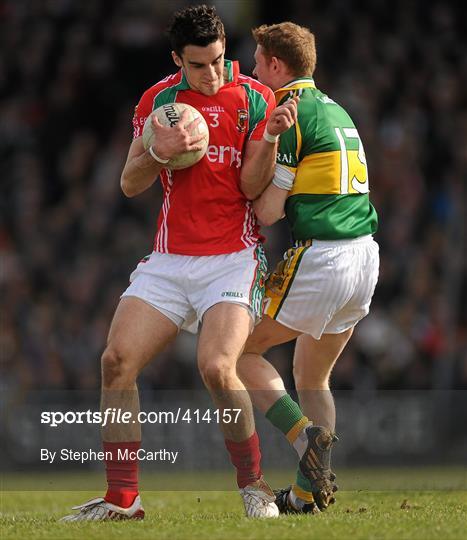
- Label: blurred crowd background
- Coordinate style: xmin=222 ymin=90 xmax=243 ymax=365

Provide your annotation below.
xmin=1 ymin=0 xmax=466 ymax=395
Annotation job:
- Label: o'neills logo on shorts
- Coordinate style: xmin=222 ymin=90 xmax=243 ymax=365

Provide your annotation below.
xmin=221 ymin=291 xmax=244 ymax=298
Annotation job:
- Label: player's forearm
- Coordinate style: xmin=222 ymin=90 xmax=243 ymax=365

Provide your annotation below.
xmin=253 ymin=199 xmax=280 ymax=227
xmin=120 ymin=149 xmax=165 ymax=198
xmin=239 ymin=139 xmax=277 ymax=200
xmin=253 ymin=196 xmax=283 ymax=227
xmin=241 ymin=96 xmax=299 ymax=199
xmin=252 ymin=183 xmax=288 ymax=227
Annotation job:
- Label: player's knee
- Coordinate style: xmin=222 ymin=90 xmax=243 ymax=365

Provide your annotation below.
xmin=101 ymin=347 xmax=135 ymax=388
xmin=199 ymin=357 xmax=235 ymax=390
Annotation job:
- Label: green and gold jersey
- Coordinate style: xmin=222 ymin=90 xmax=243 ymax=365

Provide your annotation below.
xmin=275 ymin=78 xmax=378 ymax=241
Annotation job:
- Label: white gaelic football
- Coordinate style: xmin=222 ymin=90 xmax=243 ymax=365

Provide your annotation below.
xmin=142 ymin=103 xmax=209 ymax=170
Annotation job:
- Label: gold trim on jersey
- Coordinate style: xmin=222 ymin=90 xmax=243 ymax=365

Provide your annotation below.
xmin=295 ymin=121 xmax=302 ymax=162
xmin=265 ymin=246 xmax=310 ymax=318
xmin=274 ymin=80 xmax=316 ymax=105
xmin=290 ymin=151 xmax=367 ymax=196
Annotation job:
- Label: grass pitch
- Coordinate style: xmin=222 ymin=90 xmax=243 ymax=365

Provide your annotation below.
xmin=1 ymin=468 xmax=466 ymax=540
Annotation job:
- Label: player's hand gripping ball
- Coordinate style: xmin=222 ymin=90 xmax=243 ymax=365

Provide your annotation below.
xmin=143 ymin=103 xmax=209 ymax=170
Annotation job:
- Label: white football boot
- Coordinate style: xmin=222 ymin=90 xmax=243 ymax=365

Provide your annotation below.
xmin=60 ymin=495 xmax=145 ymax=521
xmin=240 ymin=476 xmax=279 ymax=518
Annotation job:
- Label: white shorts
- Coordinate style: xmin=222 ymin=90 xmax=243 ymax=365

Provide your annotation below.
xmin=264 ymin=235 xmax=379 ymax=339
xmin=121 ymin=246 xmax=267 ymax=333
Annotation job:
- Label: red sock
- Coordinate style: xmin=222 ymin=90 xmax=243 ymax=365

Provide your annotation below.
xmin=225 ymin=432 xmax=262 ymax=488
xmin=103 ymin=441 xmax=140 ymax=508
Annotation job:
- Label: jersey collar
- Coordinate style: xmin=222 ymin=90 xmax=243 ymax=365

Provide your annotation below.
xmin=223 ymin=59 xmax=239 ymax=83
xmin=176 ymin=59 xmax=239 ymax=90
xmin=274 ymin=77 xmax=316 ymax=103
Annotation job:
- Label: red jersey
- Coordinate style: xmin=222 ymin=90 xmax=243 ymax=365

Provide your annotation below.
xmin=132 ymin=60 xmax=275 ymax=255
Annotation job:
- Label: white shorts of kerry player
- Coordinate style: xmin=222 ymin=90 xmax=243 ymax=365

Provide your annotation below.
xmin=264 ymin=235 xmax=379 ymax=339
xmin=121 ymin=246 xmax=267 ymax=334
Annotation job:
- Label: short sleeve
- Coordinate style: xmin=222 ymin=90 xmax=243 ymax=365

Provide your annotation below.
xmin=242 ymin=81 xmax=276 ymax=141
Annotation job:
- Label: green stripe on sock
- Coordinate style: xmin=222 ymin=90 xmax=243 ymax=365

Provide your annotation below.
xmin=296 ymin=468 xmax=312 ymax=493
xmin=265 ymin=394 xmax=304 ymax=436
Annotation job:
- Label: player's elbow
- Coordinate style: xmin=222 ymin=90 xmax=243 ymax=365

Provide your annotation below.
xmin=120 ymin=174 xmax=137 ymax=198
xmin=259 ymin=216 xmax=277 ymax=227
xmin=240 ymin=183 xmax=260 ymax=201
xmin=253 ymin=197 xmax=284 ymax=226
xmin=240 ymin=171 xmax=268 ymax=200
xmin=254 ymin=207 xmax=282 ymax=227
xmin=257 ymin=213 xmax=280 ymax=227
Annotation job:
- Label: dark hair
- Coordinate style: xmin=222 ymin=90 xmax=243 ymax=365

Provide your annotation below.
xmin=168 ymin=4 xmax=225 ymax=56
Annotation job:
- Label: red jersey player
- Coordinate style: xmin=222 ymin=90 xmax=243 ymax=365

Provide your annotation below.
xmin=132 ymin=60 xmax=270 ymax=256
xmin=61 ymin=5 xmax=298 ymax=522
